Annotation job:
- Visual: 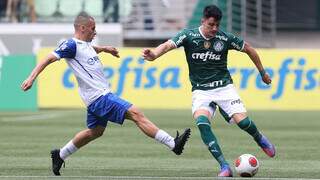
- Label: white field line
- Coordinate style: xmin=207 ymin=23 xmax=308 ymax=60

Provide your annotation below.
xmin=0 ymin=111 xmax=80 ymax=122
xmin=0 ymin=176 xmax=319 ymax=180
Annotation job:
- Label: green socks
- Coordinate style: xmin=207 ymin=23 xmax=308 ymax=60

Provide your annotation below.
xmin=195 ymin=115 xmax=262 ymax=167
xmin=196 ymin=115 xmax=228 ymax=167
xmin=237 ymin=117 xmax=262 ymax=142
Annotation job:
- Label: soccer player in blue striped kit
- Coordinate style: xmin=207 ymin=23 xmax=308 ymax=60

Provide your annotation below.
xmin=21 ymin=12 xmax=191 ymax=176
xmin=142 ymin=5 xmax=275 ymax=177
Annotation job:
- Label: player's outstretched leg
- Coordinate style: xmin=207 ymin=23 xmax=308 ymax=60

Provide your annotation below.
xmin=172 ymin=128 xmax=191 ymax=155
xmin=237 ymin=117 xmax=275 ymax=157
xmin=50 ymin=149 xmax=65 ymax=176
xmin=126 ymin=105 xmax=191 ymax=155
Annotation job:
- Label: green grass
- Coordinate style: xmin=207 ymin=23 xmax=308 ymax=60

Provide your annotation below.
xmin=0 ymin=109 xmax=320 ymax=179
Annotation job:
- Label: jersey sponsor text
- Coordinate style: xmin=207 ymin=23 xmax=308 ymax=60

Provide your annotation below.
xmin=215 ymin=35 xmax=228 ymax=41
xmin=231 ymin=42 xmax=241 ymax=50
xmin=176 ymin=34 xmax=187 ymax=46
xmin=197 ymin=80 xmax=223 ymax=88
xmin=192 ymin=51 xmax=221 ymax=61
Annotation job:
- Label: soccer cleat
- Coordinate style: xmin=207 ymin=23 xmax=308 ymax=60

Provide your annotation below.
xmin=257 ymin=134 xmax=276 ymax=157
xmin=172 ymin=128 xmax=191 ymax=155
xmin=50 ymin=149 xmax=65 ymax=176
xmin=218 ymin=164 xmax=233 ymax=177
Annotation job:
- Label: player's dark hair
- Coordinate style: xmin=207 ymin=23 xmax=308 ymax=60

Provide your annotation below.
xmin=203 ymin=5 xmax=222 ymax=21
xmin=74 ymin=12 xmax=94 ymax=29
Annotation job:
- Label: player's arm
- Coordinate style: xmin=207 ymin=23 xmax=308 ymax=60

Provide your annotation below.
xmin=142 ymin=40 xmax=176 ymax=61
xmin=242 ymin=41 xmax=272 ymax=85
xmin=21 ymin=54 xmax=58 ymax=91
xmin=93 ymin=45 xmax=120 ymax=58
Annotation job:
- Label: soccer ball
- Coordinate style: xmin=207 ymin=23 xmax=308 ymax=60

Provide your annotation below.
xmin=234 ymin=154 xmax=259 ymax=177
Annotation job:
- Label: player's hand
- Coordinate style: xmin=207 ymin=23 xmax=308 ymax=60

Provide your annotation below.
xmin=21 ymin=78 xmax=34 ymax=91
xmin=105 ymin=46 xmax=120 ymax=58
xmin=261 ymin=73 xmax=272 ymax=85
xmin=142 ymin=48 xmax=156 ymax=61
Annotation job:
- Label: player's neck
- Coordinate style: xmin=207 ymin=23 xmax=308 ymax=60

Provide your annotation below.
xmin=74 ymin=33 xmax=89 ymax=42
xmin=199 ymin=26 xmax=214 ymax=39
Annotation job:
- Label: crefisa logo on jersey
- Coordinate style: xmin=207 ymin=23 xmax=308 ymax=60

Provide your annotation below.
xmin=213 ymin=41 xmax=224 ymax=52
xmin=204 ymin=41 xmax=211 ymax=49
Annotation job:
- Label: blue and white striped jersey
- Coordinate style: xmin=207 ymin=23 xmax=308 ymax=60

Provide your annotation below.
xmin=52 ymin=38 xmax=111 ymax=106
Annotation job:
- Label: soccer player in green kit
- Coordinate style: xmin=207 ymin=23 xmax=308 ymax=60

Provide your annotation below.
xmin=142 ymin=5 xmax=275 ymax=177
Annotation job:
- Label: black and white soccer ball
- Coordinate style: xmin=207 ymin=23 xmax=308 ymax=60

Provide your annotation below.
xmin=235 ymin=154 xmax=259 ymax=177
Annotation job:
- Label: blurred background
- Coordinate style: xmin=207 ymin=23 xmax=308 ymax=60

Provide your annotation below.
xmin=1 ymin=0 xmax=320 ymax=52
xmin=0 ymin=1 xmax=319 ymax=178
xmin=0 ymin=0 xmax=319 ymax=111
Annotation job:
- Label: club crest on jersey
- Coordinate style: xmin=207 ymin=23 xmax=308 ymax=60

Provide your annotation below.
xmin=87 ymin=58 xmax=95 ymax=65
xmin=87 ymin=56 xmax=99 ymax=65
xmin=204 ymin=41 xmax=211 ymax=49
xmin=213 ymin=41 xmax=224 ymax=52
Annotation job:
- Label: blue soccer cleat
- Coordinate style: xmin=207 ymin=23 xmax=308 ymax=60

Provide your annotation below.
xmin=218 ymin=164 xmax=233 ymax=177
xmin=257 ymin=134 xmax=276 ymax=157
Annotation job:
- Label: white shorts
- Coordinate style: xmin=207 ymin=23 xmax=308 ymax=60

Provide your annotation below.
xmin=192 ymin=84 xmax=246 ymax=121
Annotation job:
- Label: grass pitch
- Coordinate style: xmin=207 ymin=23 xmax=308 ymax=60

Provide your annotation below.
xmin=0 ymin=109 xmax=319 ymax=179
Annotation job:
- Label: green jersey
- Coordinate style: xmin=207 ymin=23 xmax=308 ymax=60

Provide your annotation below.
xmin=171 ymin=27 xmax=244 ymax=91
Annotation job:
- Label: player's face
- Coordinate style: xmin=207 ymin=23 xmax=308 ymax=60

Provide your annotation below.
xmin=84 ymin=19 xmax=96 ymax=42
xmin=201 ymin=17 xmax=220 ymax=38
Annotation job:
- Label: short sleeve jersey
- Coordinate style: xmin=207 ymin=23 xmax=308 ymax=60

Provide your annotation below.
xmin=52 ymin=38 xmax=111 ymax=106
xmin=170 ymin=27 xmax=244 ymax=91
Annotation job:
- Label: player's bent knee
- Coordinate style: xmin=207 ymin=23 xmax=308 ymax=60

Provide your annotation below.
xmin=91 ymin=131 xmax=103 ymax=139
xmin=127 ymin=105 xmax=145 ymax=122
xmin=89 ymin=127 xmax=105 ymax=139
xmin=232 ymin=113 xmax=247 ymax=123
xmin=193 ymin=109 xmax=211 ymax=119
